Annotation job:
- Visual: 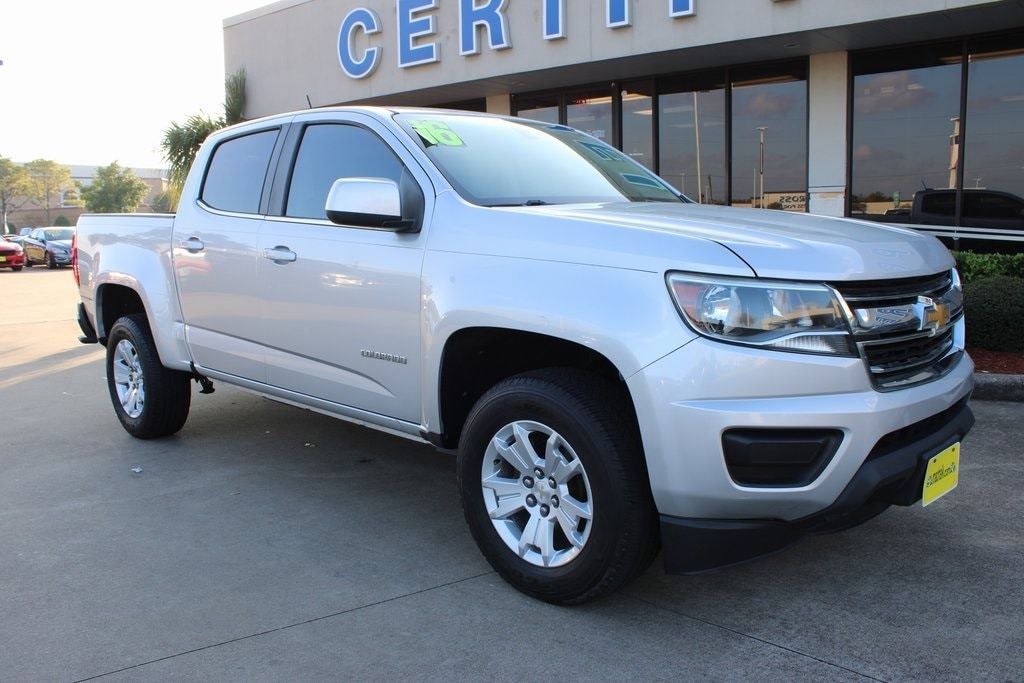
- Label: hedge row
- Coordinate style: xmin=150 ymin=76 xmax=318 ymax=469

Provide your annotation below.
xmin=952 ymin=251 xmax=1024 ymax=285
xmin=964 ymin=276 xmax=1024 ymax=354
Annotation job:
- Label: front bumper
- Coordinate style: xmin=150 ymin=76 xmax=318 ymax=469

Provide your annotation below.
xmin=0 ymin=252 xmax=25 ymax=267
xmin=49 ymin=250 xmax=72 ymax=265
xmin=659 ymin=396 xmax=974 ymax=573
xmin=626 ymin=330 xmax=975 ymax=571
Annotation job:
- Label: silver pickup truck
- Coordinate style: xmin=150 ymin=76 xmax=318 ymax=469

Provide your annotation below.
xmin=74 ymin=108 xmax=974 ymax=604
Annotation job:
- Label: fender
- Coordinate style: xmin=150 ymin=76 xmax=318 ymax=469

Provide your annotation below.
xmin=420 ymin=251 xmax=694 ymax=435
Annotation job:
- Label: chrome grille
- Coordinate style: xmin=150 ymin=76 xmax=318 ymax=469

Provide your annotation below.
xmin=832 ymin=272 xmax=963 ymax=390
xmin=836 ymin=272 xmax=953 ymax=308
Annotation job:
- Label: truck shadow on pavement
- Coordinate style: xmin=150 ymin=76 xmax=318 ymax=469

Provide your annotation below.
xmin=0 ymin=343 xmax=104 ymax=391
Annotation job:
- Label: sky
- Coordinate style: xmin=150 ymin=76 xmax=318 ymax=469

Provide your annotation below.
xmin=0 ymin=0 xmax=268 ymax=170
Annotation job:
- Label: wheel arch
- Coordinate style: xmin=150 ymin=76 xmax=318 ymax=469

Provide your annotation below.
xmin=92 ymin=274 xmax=192 ymax=372
xmin=95 ymin=283 xmax=147 ymax=342
xmin=432 ymin=326 xmax=643 ymax=450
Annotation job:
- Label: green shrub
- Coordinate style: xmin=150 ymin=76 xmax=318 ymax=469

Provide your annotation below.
xmin=53 ymin=215 xmax=70 ymax=227
xmin=953 ymin=251 xmax=1024 ymax=285
xmin=964 ymin=276 xmax=1024 ymax=353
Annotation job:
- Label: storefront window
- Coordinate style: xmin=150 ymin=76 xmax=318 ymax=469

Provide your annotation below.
xmin=566 ymin=90 xmax=613 ymax=143
xmin=513 ymin=63 xmax=810 ymax=212
xmin=849 ymin=35 xmax=1024 ymax=249
xmin=850 ymin=44 xmax=962 ymax=223
xmin=963 ymin=38 xmax=1024 ymax=232
xmin=731 ymin=67 xmax=807 ymax=211
xmin=516 ymin=93 xmax=560 ymax=124
xmin=621 ymin=83 xmax=654 ymax=170
xmin=658 ymin=74 xmax=726 ymax=202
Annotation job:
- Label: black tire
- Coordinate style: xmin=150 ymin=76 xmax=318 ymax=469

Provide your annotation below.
xmin=457 ymin=368 xmax=659 ymax=604
xmin=106 ymin=314 xmax=191 ymax=439
xmin=12 ymin=266 xmax=22 ymax=272
xmin=22 ymin=254 xmax=32 ymax=267
xmin=46 ymin=252 xmax=57 ymax=269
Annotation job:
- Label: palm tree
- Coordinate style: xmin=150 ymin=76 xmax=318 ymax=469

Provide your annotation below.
xmin=161 ymin=69 xmax=247 ymax=206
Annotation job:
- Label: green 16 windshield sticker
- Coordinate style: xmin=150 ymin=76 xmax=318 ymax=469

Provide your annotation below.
xmin=411 ymin=120 xmax=465 ymax=147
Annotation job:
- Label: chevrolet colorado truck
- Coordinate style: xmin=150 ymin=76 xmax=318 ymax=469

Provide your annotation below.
xmin=74 ymin=108 xmax=974 ymax=604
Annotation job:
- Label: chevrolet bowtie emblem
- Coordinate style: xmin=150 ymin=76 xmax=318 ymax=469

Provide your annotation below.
xmin=917 ymin=296 xmax=951 ymax=332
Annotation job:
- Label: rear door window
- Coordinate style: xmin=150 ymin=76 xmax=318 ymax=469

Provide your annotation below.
xmin=201 ymin=129 xmax=279 ymax=214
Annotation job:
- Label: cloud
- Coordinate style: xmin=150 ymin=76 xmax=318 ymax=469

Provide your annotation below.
xmin=967 ymin=96 xmax=1002 ymax=113
xmin=853 ymin=144 xmax=905 ymax=163
xmin=855 ymin=72 xmax=937 ymax=115
xmin=740 ymin=92 xmax=796 ymax=118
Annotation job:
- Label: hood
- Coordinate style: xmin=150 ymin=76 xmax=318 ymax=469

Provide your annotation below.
xmin=516 ymin=202 xmax=954 ymax=282
xmin=49 ymin=239 xmax=72 ymax=250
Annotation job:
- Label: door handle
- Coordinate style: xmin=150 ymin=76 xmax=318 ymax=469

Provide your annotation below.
xmin=263 ymin=246 xmax=297 ymax=264
xmin=180 ymin=236 xmax=205 ymax=253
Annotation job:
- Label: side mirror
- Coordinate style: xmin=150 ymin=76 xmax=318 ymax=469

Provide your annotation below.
xmin=325 ymin=178 xmax=410 ymax=230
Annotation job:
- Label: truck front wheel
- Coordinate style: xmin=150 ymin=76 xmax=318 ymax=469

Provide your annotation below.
xmin=457 ymin=369 xmax=659 ymax=604
xmin=106 ymin=314 xmax=191 ymax=439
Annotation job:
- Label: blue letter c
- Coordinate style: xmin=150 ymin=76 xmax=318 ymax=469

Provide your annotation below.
xmin=338 ymin=8 xmax=381 ymax=79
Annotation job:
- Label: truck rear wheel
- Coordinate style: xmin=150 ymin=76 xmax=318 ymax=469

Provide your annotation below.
xmin=457 ymin=369 xmax=659 ymax=604
xmin=106 ymin=314 xmax=191 ymax=439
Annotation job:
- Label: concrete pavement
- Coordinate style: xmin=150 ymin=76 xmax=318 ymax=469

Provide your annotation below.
xmin=2 ymin=268 xmax=1021 ymax=681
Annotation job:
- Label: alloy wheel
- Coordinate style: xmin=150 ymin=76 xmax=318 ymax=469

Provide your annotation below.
xmin=112 ymin=339 xmax=146 ymax=418
xmin=480 ymin=420 xmax=594 ymax=568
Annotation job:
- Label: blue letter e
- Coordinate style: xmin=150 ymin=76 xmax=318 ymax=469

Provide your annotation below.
xmin=398 ymin=0 xmax=439 ymax=68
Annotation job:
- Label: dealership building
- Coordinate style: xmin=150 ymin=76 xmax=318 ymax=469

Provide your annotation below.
xmin=224 ymin=0 xmax=1024 ymax=245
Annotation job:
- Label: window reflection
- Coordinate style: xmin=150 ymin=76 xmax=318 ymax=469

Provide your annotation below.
xmin=850 ymin=54 xmax=961 ymax=222
xmin=566 ymin=91 xmax=613 ymax=143
xmin=511 ymin=64 xmax=810 ymax=213
xmin=731 ymin=75 xmax=807 ymax=211
xmin=964 ymin=44 xmax=1024 ymax=231
xmin=658 ymin=83 xmax=726 ymax=203
xmin=850 ymin=37 xmax=1024 ymax=251
xmin=516 ymin=93 xmax=559 ymax=124
xmin=621 ymin=83 xmax=654 ymax=170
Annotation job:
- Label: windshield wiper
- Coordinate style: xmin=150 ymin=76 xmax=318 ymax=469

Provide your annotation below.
xmin=487 ymin=200 xmax=553 ymax=207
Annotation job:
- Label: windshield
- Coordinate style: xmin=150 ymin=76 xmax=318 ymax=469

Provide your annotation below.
xmin=43 ymin=229 xmax=73 ymax=241
xmin=394 ymin=113 xmax=687 ymax=207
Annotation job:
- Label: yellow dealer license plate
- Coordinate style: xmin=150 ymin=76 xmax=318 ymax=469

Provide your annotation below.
xmin=0 ymin=256 xmax=6 ymax=262
xmin=922 ymin=443 xmax=960 ymax=507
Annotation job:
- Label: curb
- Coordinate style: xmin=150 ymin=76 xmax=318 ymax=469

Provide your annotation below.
xmin=973 ymin=373 xmax=1024 ymax=403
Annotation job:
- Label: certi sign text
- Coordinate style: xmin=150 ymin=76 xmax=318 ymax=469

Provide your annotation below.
xmin=338 ymin=0 xmax=696 ymax=79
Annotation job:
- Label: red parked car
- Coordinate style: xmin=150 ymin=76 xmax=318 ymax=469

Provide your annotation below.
xmin=0 ymin=236 xmax=26 ymax=271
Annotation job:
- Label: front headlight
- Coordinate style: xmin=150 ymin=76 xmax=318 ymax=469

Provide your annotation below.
xmin=667 ymin=273 xmax=855 ymax=356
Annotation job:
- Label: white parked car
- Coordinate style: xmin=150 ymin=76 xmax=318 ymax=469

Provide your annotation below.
xmin=73 ymin=108 xmax=973 ymax=603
